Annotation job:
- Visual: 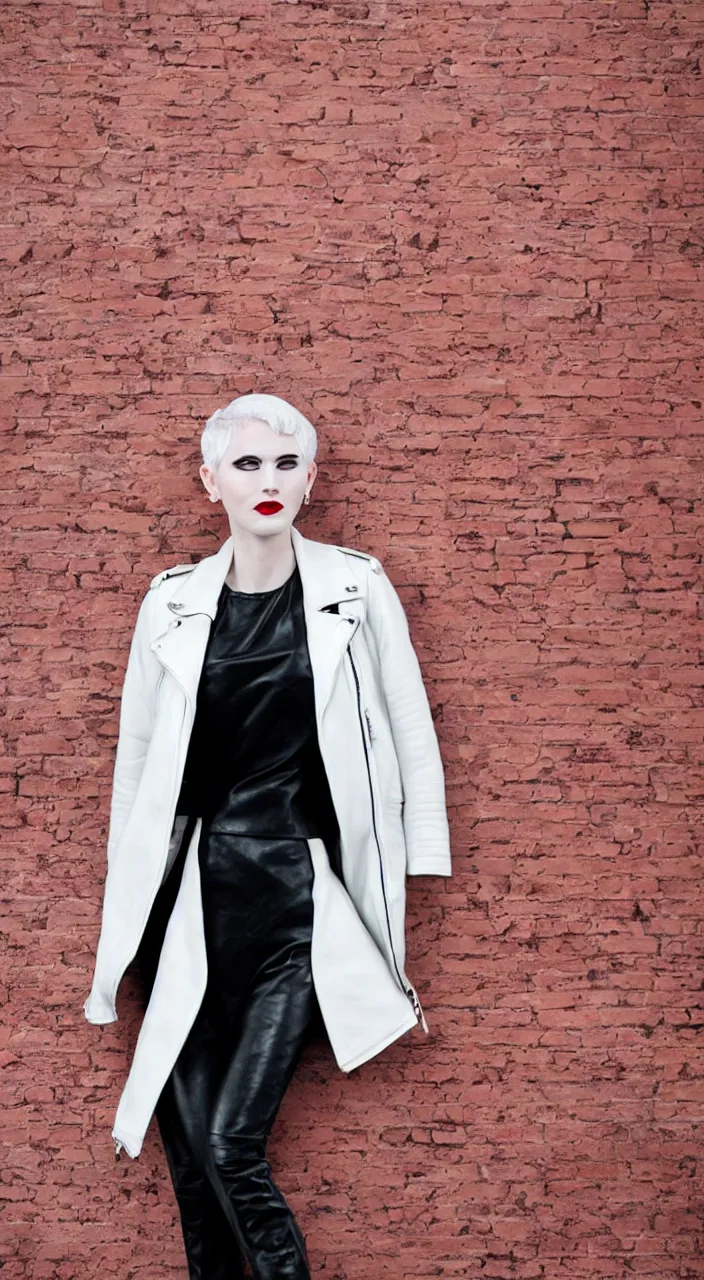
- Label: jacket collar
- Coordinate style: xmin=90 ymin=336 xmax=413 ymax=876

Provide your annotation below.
xmin=160 ymin=525 xmax=364 ymax=622
xmin=150 ymin=526 xmax=367 ymax=721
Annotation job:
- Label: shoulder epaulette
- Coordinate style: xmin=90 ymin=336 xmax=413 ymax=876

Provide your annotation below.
xmin=336 ymin=545 xmax=383 ymax=574
xmin=149 ymin=563 xmax=195 ymax=590
xmin=338 ymin=546 xmax=371 ymax=560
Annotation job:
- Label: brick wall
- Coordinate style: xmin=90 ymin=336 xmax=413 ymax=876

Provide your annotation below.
xmin=2 ymin=1 xmax=703 ymax=1276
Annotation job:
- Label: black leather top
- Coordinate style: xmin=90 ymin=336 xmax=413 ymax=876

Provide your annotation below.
xmin=176 ymin=563 xmax=340 ymax=846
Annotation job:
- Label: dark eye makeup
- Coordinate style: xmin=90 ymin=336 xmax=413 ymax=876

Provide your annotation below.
xmin=232 ymin=454 xmax=300 ymax=470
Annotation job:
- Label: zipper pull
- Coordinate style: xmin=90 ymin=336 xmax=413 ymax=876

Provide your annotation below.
xmin=409 ymin=988 xmax=429 ymax=1034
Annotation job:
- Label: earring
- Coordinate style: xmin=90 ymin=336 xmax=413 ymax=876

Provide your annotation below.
xmin=304 ymin=490 xmax=311 ymax=505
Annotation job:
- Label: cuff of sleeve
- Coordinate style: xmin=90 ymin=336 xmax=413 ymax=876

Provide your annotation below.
xmin=84 ymin=994 xmax=118 ymax=1025
xmin=407 ymin=861 xmax=452 ymax=877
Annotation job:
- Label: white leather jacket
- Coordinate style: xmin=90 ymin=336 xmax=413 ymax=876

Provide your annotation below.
xmin=84 ymin=526 xmax=452 ymax=1157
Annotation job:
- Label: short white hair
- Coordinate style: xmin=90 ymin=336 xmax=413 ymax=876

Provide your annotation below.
xmin=201 ymin=393 xmax=318 ymax=471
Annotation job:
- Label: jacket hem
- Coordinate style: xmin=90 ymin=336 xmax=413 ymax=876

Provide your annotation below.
xmin=336 ymin=1007 xmax=419 ymax=1073
xmin=110 ymin=1009 xmax=423 ymax=1158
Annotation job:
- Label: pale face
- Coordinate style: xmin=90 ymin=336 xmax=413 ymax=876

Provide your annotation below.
xmin=200 ymin=417 xmax=316 ymax=539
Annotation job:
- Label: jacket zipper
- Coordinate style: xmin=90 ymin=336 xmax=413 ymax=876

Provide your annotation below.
xmin=346 ymin=644 xmax=427 ymax=1031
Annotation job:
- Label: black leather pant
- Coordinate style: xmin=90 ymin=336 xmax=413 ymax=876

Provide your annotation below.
xmin=139 ymin=823 xmax=320 ymax=1279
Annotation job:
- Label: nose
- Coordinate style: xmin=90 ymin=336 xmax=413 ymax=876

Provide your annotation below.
xmin=260 ymin=462 xmax=280 ymax=493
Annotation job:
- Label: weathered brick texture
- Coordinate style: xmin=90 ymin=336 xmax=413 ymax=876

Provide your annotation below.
xmin=2 ymin=0 xmax=703 ymax=1276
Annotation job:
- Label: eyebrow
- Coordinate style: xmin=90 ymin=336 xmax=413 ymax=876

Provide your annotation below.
xmin=232 ymin=452 xmax=301 ymax=462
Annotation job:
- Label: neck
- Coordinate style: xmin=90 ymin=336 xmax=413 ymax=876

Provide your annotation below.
xmin=225 ymin=526 xmax=296 ymax=593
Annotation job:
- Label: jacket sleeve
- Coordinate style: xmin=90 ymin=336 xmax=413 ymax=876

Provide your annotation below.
xmin=366 ymin=559 xmax=452 ymax=877
xmin=106 ymin=587 xmax=161 ymax=867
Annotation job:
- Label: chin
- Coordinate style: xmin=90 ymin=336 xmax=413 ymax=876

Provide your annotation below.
xmin=246 ymin=518 xmax=291 ymax=536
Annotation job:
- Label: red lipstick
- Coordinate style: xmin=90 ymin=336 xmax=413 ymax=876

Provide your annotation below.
xmin=255 ymin=501 xmax=284 ymax=515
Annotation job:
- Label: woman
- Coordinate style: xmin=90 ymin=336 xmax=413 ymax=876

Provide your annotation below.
xmin=85 ymin=393 xmax=452 ymax=1279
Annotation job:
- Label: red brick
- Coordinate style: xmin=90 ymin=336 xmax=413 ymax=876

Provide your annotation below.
xmin=3 ymin=0 xmax=703 ymax=1276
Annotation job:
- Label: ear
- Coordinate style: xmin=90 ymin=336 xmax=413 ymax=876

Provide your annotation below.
xmin=307 ymin=459 xmax=318 ymax=488
xmin=199 ymin=463 xmax=218 ymax=500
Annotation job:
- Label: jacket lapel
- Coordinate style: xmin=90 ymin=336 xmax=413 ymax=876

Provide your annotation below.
xmin=291 ymin=526 xmax=365 ymax=727
xmin=148 ymin=535 xmax=233 ymax=708
xmin=149 ymin=526 xmax=366 ymax=724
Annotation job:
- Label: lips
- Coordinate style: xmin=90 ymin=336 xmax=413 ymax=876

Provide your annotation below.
xmin=255 ymin=501 xmax=284 ymax=515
